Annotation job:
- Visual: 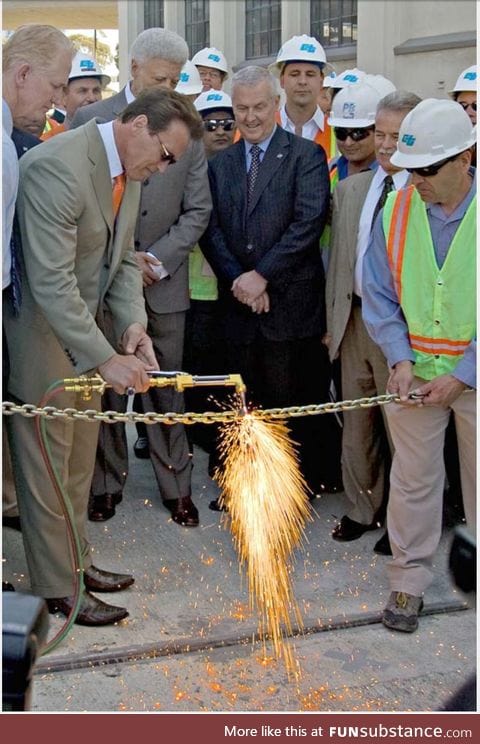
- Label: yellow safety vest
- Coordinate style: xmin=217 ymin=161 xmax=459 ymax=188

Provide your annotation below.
xmin=382 ymin=185 xmax=476 ymax=380
xmin=188 ymin=245 xmax=218 ymax=301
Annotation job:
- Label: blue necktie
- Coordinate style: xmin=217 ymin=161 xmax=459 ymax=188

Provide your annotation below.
xmin=247 ymin=145 xmax=261 ymax=202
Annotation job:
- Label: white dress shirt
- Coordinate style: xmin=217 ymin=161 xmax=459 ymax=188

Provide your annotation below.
xmin=279 ymin=104 xmax=326 ymax=141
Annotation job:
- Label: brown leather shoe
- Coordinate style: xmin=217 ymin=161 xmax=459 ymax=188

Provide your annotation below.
xmin=88 ymin=492 xmax=122 ymax=522
xmin=46 ymin=591 xmax=129 ymax=626
xmin=164 ymin=495 xmax=199 ymax=527
xmin=84 ymin=565 xmax=134 ymax=593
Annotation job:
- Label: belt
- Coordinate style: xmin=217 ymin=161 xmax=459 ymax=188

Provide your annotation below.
xmin=352 ymin=293 xmax=362 ymax=307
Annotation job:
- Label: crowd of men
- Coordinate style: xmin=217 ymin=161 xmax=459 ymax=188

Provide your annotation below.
xmin=2 ymin=24 xmax=476 ymax=637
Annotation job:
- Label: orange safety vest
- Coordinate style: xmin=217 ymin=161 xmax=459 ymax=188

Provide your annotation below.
xmin=41 ymin=117 xmax=66 ymax=141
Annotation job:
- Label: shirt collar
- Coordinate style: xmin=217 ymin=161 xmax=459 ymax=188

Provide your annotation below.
xmin=2 ymin=99 xmax=13 ymax=136
xmin=280 ymin=104 xmax=325 ymax=132
xmin=372 ymin=164 xmax=409 ymax=190
xmin=243 ymin=124 xmax=277 ymax=157
xmin=125 ymin=80 xmax=136 ymax=104
xmin=97 ymin=120 xmax=123 ymax=179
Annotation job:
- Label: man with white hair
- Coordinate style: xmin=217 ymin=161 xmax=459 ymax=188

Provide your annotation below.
xmin=362 ymin=99 xmax=476 ymax=633
xmin=73 ymin=28 xmax=211 ymax=528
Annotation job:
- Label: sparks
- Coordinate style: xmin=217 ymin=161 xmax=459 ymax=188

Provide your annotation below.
xmin=216 ymin=413 xmax=312 ymax=677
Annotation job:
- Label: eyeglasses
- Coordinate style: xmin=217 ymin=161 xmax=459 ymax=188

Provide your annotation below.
xmin=198 ymin=70 xmax=222 ymax=81
xmin=158 ymin=139 xmax=176 ymax=166
xmin=458 ymin=101 xmax=477 ymax=112
xmin=334 ymin=126 xmax=374 ymax=142
xmin=203 ymin=118 xmax=235 ymax=132
xmin=406 ymin=153 xmax=458 ymax=177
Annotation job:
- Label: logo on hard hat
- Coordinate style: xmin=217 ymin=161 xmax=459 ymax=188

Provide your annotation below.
xmin=80 ymin=60 xmax=96 ymax=71
xmin=344 ymin=73 xmax=359 ymax=83
xmin=207 ymin=93 xmax=223 ymax=101
xmin=342 ymin=102 xmax=356 ymax=119
xmin=402 ymin=134 xmax=416 ymax=146
xmin=300 ymin=43 xmax=316 ymax=54
xmin=464 ymin=71 xmax=477 ymax=81
xmin=208 ymin=53 xmax=221 ymax=63
xmin=180 ymin=72 xmax=189 ymax=82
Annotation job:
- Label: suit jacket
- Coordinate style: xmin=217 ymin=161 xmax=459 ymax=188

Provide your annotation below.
xmin=325 ymin=170 xmax=375 ymax=361
xmin=200 ymin=126 xmax=330 ymax=343
xmin=3 ymin=119 xmax=146 ymax=403
xmin=72 ymin=87 xmax=212 ymax=314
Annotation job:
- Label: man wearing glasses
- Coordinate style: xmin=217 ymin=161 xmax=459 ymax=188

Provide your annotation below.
xmin=191 ymin=47 xmax=229 ymax=93
xmin=72 ymin=28 xmax=211 ymax=528
xmin=362 ymin=99 xmax=476 ymax=634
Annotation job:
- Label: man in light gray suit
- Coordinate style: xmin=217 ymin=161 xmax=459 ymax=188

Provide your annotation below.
xmin=4 ymin=89 xmax=202 ymax=624
xmin=73 ymin=28 xmax=212 ymax=527
xmin=326 ymin=91 xmax=420 ymax=550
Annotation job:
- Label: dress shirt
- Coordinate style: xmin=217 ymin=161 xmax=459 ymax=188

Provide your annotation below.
xmin=124 ymin=80 xmax=135 ymax=104
xmin=362 ymin=168 xmax=477 ymax=388
xmin=279 ymin=104 xmax=326 ymax=141
xmin=243 ymin=125 xmax=277 ymax=170
xmin=334 ymin=154 xmax=378 ymax=181
xmin=2 ymin=99 xmax=19 ymax=289
xmin=354 ymin=167 xmax=409 ymax=296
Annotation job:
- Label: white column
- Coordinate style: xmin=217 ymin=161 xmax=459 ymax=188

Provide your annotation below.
xmin=118 ymin=0 xmax=144 ymax=86
xmin=281 ymin=0 xmax=310 ymax=43
xmin=163 ymin=0 xmax=186 ymax=37
xmin=209 ymin=0 xmax=246 ymax=84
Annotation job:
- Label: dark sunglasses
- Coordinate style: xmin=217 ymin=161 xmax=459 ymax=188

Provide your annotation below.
xmin=334 ymin=126 xmax=374 ymax=142
xmin=157 ymin=139 xmax=176 ymax=165
xmin=203 ymin=118 xmax=235 ymax=132
xmin=459 ymin=101 xmax=477 ymax=112
xmin=406 ymin=153 xmax=459 ymax=177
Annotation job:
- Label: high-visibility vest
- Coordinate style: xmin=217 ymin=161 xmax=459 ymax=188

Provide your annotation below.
xmin=41 ymin=116 xmax=66 ymax=141
xmin=274 ymin=110 xmax=336 ymax=161
xmin=382 ymin=184 xmax=476 ymax=380
xmin=188 ymin=244 xmax=218 ymax=301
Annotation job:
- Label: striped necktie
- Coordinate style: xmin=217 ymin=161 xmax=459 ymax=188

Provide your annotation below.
xmin=247 ymin=145 xmax=261 ymax=202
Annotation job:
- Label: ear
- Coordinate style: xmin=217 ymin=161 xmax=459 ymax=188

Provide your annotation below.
xmin=14 ymin=62 xmax=32 ymax=87
xmin=131 ymin=114 xmax=149 ymax=132
xmin=130 ymin=59 xmax=138 ymax=78
xmin=274 ymin=94 xmax=281 ymax=111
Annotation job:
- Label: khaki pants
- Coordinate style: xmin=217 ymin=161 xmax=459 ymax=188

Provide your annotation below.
xmin=384 ymin=383 xmax=476 ymax=596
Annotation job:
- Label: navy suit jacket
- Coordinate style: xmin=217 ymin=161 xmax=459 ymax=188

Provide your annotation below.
xmin=200 ymin=126 xmax=330 ymax=343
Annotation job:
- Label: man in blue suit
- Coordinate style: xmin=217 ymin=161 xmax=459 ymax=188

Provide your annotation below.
xmin=201 ymin=66 xmax=331 ymax=503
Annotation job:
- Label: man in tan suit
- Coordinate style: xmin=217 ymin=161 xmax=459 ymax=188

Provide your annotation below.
xmin=4 ymin=89 xmax=203 ymax=625
xmin=326 ymin=91 xmax=420 ymax=549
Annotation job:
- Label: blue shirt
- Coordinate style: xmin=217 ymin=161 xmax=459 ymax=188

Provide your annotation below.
xmin=2 ymin=98 xmax=19 ymax=289
xmin=335 ymin=154 xmax=377 ymax=181
xmin=362 ymin=169 xmax=476 ymax=388
xmin=243 ymin=125 xmax=277 ymax=170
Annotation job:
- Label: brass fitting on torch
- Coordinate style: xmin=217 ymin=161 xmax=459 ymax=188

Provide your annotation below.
xmin=62 ymin=371 xmax=247 ymax=408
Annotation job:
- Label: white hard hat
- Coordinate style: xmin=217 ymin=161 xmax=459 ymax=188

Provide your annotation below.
xmin=327 ymin=81 xmax=382 ymax=128
xmin=194 ymin=90 xmax=233 ymax=116
xmin=449 ymin=64 xmax=477 ymax=95
xmin=390 ymin=98 xmax=477 ymax=169
xmin=175 ymin=60 xmax=203 ymax=95
xmin=268 ymin=35 xmax=332 ymax=76
xmin=323 ymin=67 xmax=366 ymax=89
xmin=191 ymin=47 xmax=228 ymax=77
xmin=363 ymin=73 xmax=396 ymax=99
xmin=68 ymin=51 xmax=110 ymax=88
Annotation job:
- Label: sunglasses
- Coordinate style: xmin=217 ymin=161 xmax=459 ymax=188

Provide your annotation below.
xmin=203 ymin=118 xmax=235 ymax=132
xmin=458 ymin=101 xmax=477 ymax=112
xmin=158 ymin=140 xmax=176 ymax=166
xmin=334 ymin=126 xmax=374 ymax=142
xmin=406 ymin=153 xmax=458 ymax=177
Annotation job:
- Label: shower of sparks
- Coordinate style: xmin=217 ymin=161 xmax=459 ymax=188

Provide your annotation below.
xmin=215 ymin=412 xmax=313 ymax=677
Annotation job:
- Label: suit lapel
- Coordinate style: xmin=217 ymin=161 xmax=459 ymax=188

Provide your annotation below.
xmin=85 ymin=120 xmax=115 ymax=235
xmin=246 ymin=127 xmax=289 ymax=215
xmin=347 ymin=172 xmax=374 ymax=270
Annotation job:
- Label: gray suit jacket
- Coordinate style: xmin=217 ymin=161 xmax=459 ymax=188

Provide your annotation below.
xmin=4 ymin=119 xmax=146 ymax=403
xmin=72 ymin=87 xmax=212 ymax=314
xmin=325 ymin=171 xmax=374 ymax=361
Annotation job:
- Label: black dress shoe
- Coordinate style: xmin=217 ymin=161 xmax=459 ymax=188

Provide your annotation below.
xmin=373 ymin=530 xmax=392 ymax=555
xmin=332 ymin=515 xmax=375 ymax=542
xmin=2 ymin=581 xmax=15 ymax=592
xmin=164 ymin=495 xmax=199 ymax=526
xmin=84 ymin=565 xmax=134 ymax=593
xmin=133 ymin=436 xmax=150 ymax=459
xmin=2 ymin=515 xmax=21 ymax=531
xmin=46 ymin=591 xmax=129 ymax=626
xmin=209 ymin=498 xmax=227 ymax=512
xmin=88 ymin=492 xmax=122 ymax=522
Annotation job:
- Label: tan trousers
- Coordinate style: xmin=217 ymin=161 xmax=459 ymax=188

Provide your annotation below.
xmin=384 ymin=383 xmax=476 ymax=596
xmin=2 ymin=427 xmax=18 ymax=517
xmin=340 ymin=304 xmax=392 ymax=524
xmin=6 ymin=391 xmax=100 ymax=597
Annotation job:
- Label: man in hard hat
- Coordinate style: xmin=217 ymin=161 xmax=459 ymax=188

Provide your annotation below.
xmin=269 ymin=34 xmax=335 ymax=161
xmin=327 ymin=80 xmax=385 ymax=181
xmin=42 ymin=51 xmax=111 ymax=139
xmin=184 ymin=91 xmax=237 ymax=491
xmin=175 ymin=59 xmax=203 ymax=101
xmin=323 ymin=67 xmax=366 ymax=102
xmin=326 ymin=91 xmax=421 ymax=552
xmin=72 ymin=28 xmax=211 ymax=528
xmin=200 ymin=66 xmax=332 ymax=502
xmin=362 ymin=99 xmax=476 ymax=633
xmin=191 ymin=47 xmax=228 ymax=92
xmin=449 ymin=64 xmax=476 ymax=125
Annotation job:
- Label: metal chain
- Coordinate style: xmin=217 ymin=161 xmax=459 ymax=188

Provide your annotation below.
xmin=1 ymin=393 xmax=402 ymax=425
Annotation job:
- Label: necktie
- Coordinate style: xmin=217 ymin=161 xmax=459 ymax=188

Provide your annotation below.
xmin=9 ymin=213 xmax=22 ymax=315
xmin=371 ymin=174 xmax=394 ymax=229
xmin=112 ymin=174 xmax=126 ymax=219
xmin=247 ymin=144 xmax=261 ymax=202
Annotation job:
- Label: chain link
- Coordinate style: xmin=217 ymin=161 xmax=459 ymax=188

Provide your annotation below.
xmin=1 ymin=393 xmax=402 ymax=425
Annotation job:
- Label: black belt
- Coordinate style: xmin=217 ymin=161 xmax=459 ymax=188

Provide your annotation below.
xmin=352 ymin=293 xmax=362 ymax=307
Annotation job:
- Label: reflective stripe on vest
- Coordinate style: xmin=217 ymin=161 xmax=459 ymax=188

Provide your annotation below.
xmin=382 ymin=185 xmax=476 ymax=379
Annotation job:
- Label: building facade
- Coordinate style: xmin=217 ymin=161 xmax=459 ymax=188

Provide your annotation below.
xmin=118 ymin=0 xmax=476 ymax=98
